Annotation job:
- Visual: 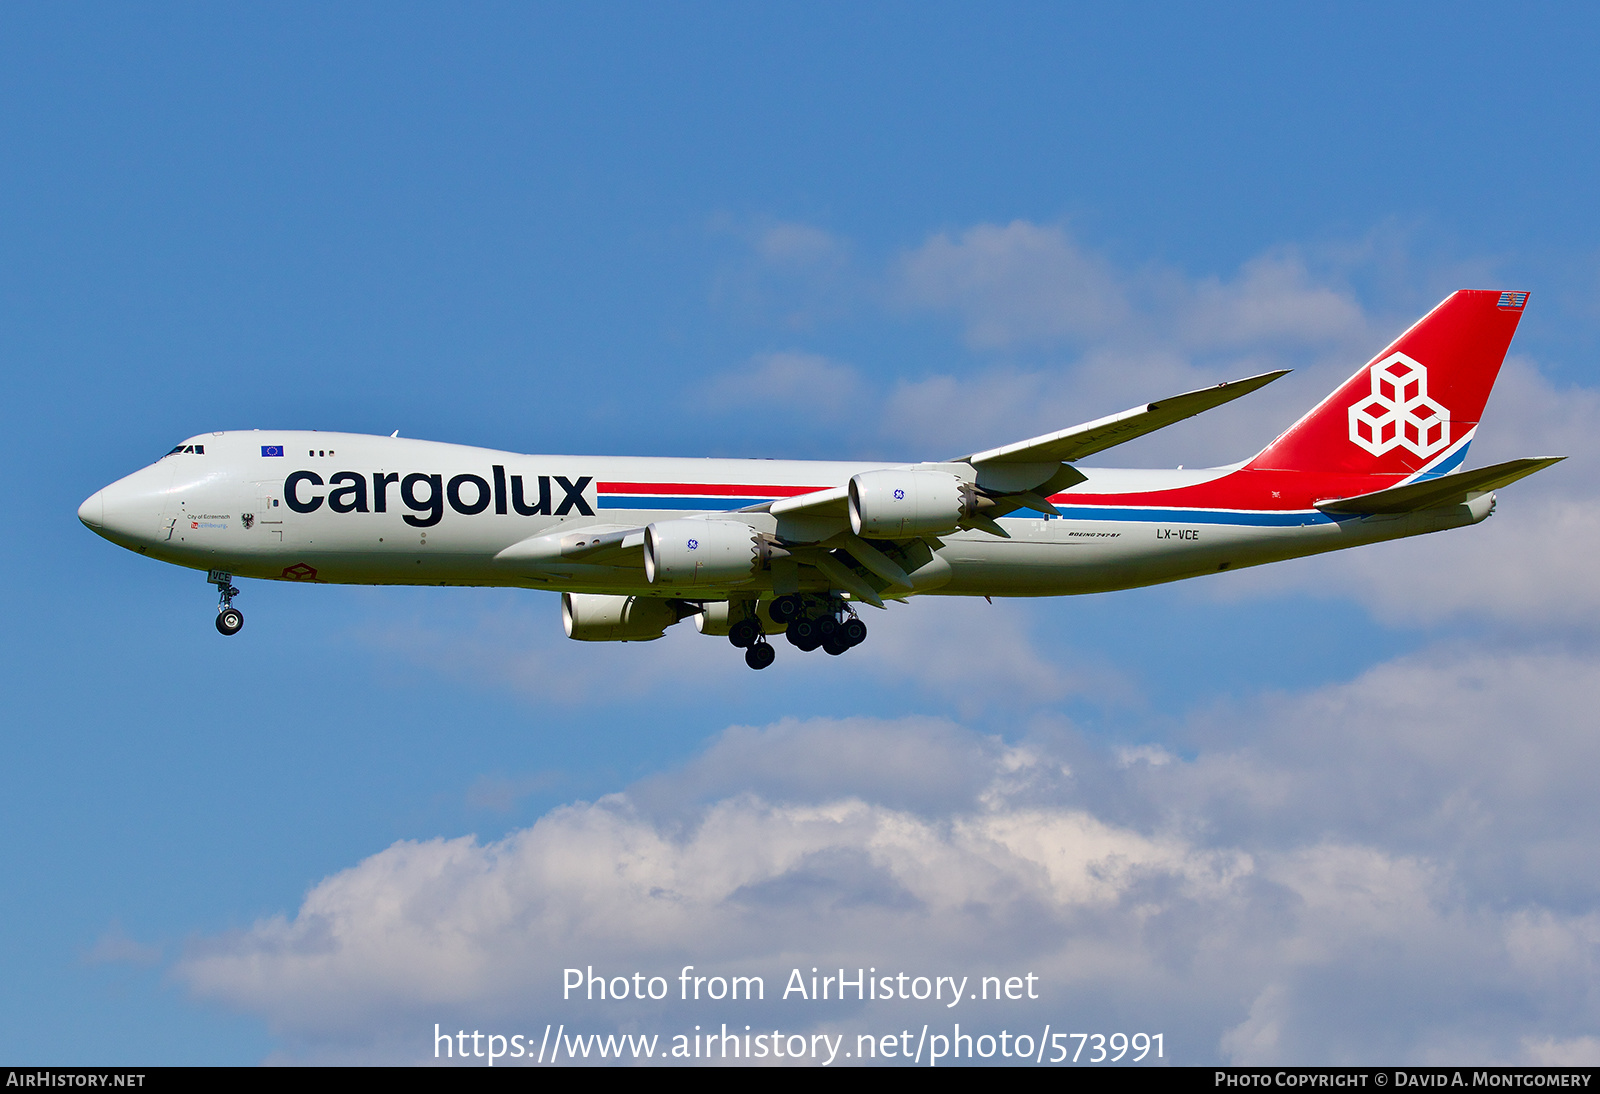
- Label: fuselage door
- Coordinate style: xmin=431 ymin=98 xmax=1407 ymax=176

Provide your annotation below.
xmin=255 ymin=483 xmax=285 ymax=542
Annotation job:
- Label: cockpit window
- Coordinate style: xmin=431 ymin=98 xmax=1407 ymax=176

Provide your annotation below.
xmin=163 ymin=444 xmax=205 ymax=457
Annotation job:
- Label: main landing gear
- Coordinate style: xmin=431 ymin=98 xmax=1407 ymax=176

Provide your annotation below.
xmin=208 ymin=570 xmax=243 ymax=636
xmin=727 ymin=594 xmax=868 ymax=669
xmin=726 ymin=608 xmax=776 ymax=670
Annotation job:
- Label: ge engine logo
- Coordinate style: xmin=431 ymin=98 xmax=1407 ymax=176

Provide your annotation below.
xmin=1348 ymin=353 xmax=1450 ymax=458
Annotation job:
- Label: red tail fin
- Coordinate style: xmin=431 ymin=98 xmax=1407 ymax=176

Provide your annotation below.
xmin=1247 ymin=290 xmax=1527 ymax=476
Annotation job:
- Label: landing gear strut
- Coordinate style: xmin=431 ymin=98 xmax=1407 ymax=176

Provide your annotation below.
xmin=208 ymin=570 xmax=243 ymax=636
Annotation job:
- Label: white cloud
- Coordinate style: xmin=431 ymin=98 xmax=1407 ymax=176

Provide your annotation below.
xmin=709 ymin=217 xmax=857 ymax=330
xmin=1171 ymin=250 xmax=1366 ymax=350
xmin=703 ymin=351 xmax=864 ymax=411
xmin=1520 ymin=1036 xmax=1600 ymax=1066
xmin=82 ymin=921 xmax=161 ymax=968
xmin=753 ymin=222 xmax=851 ymax=271
xmin=877 ymin=223 xmax=1387 ymax=465
xmin=895 ymin=221 xmax=1130 ymax=349
xmin=176 ymin=639 xmax=1600 ymax=1063
xmin=466 ymin=772 xmax=561 ymax=814
xmin=717 ymin=218 xmax=1585 ymax=483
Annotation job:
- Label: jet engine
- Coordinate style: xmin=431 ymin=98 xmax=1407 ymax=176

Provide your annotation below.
xmin=694 ymin=599 xmax=784 ymax=636
xmin=561 ymin=592 xmax=681 ymax=641
xmin=644 ymin=519 xmax=768 ymax=586
xmin=848 ymin=469 xmax=982 ymax=538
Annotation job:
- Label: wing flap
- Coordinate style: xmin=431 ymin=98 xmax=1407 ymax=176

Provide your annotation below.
xmin=1315 ymin=457 xmax=1564 ymax=515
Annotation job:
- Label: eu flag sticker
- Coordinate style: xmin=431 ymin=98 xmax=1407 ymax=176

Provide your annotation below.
xmin=261 ymin=445 xmax=284 ymax=457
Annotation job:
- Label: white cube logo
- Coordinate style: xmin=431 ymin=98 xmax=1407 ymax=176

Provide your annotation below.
xmin=1347 ymin=353 xmax=1450 ymax=458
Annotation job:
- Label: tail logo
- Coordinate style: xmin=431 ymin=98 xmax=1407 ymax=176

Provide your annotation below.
xmin=1348 ymin=353 xmax=1450 ymax=458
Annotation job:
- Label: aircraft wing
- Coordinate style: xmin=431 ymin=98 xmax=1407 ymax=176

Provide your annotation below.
xmin=958 ymin=370 xmax=1290 ymax=466
xmin=493 ymin=371 xmax=1297 ymax=599
xmin=1315 ymin=457 xmax=1564 ymax=515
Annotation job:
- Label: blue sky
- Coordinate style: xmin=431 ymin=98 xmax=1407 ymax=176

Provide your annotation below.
xmin=4 ymin=3 xmax=1600 ymax=1065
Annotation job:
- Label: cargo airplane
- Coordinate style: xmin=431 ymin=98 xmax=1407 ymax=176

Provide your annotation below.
xmin=79 ymin=290 xmax=1560 ymax=669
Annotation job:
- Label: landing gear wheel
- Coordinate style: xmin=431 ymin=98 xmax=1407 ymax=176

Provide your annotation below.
xmin=842 ymin=618 xmax=867 ymax=647
xmin=770 ymin=595 xmax=802 ymax=623
xmin=817 ymin=615 xmax=838 ymax=638
xmin=208 ymin=571 xmax=243 ymax=636
xmin=745 ymin=641 xmax=775 ymax=670
xmin=822 ymin=634 xmax=849 ymax=656
xmin=786 ymin=617 xmax=825 ymax=650
xmin=728 ymin=617 xmax=760 ymax=648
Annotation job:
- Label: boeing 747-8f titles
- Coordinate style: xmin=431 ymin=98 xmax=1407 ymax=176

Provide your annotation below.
xmin=80 ymin=290 xmax=1561 ymax=669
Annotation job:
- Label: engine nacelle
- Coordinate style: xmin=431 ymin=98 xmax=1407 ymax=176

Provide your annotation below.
xmin=645 ymin=519 xmax=762 ymax=586
xmin=849 ymin=469 xmax=970 ymax=538
xmin=694 ymin=599 xmax=785 ymax=636
xmin=562 ymin=593 xmax=680 ymax=641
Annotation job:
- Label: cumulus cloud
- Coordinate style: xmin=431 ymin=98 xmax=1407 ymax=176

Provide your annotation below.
xmin=713 ymin=216 xmax=1567 ymax=474
xmin=894 ymin=222 xmax=1366 ymax=357
xmin=709 ymin=218 xmax=857 ymax=330
xmin=703 ymin=351 xmax=864 ymax=411
xmin=877 ymin=224 xmax=1391 ymax=465
xmin=177 ymin=638 xmax=1600 ymax=1064
xmin=82 ymin=921 xmax=161 ymax=968
xmin=1170 ymin=251 xmax=1367 ymax=350
xmin=895 ymin=221 xmax=1131 ymax=349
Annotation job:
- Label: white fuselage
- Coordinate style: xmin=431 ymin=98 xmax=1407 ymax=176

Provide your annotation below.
xmin=79 ymin=430 xmax=1491 ymax=600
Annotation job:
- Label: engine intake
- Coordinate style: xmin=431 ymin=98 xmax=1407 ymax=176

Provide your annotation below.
xmin=562 ymin=593 xmax=680 ymax=641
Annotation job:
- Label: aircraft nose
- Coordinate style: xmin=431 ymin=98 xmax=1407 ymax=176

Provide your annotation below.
xmin=78 ymin=489 xmax=105 ymax=530
xmin=80 ymin=467 xmax=173 ymax=547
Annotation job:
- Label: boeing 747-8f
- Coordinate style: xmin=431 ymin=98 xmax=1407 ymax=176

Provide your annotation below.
xmin=79 ymin=290 xmax=1561 ymax=668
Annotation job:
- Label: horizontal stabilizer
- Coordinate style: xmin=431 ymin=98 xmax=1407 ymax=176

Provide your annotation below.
xmin=1315 ymin=457 xmax=1564 ymax=515
xmin=960 ymin=370 xmax=1289 ymax=466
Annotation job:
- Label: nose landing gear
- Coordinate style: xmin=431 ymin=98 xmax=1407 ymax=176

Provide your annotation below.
xmin=208 ymin=570 xmax=244 ymax=636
